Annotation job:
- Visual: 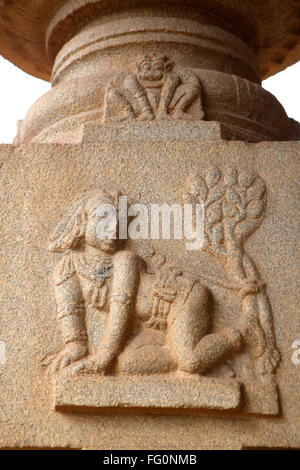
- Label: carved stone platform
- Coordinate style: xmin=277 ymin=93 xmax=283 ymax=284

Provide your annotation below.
xmin=32 ymin=120 xmax=229 ymax=144
xmin=81 ymin=121 xmax=224 ymax=143
xmin=55 ymin=375 xmax=242 ymax=411
xmin=242 ymin=380 xmax=279 ymax=416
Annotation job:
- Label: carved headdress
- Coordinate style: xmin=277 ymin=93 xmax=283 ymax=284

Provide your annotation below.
xmin=49 ymin=189 xmax=119 ymax=253
xmin=136 ymin=54 xmax=173 ymax=73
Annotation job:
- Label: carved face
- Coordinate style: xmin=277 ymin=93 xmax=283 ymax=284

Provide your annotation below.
xmin=84 ymin=197 xmax=124 ymax=254
xmin=137 ymin=55 xmax=171 ymax=81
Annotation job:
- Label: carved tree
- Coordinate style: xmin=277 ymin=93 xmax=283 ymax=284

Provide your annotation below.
xmin=184 ymin=166 xmax=280 ymax=377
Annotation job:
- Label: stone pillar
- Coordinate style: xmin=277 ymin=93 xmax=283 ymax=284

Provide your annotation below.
xmin=0 ymin=0 xmax=299 ymax=449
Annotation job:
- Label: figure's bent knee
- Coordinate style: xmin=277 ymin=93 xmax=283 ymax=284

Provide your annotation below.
xmin=117 ymin=346 xmax=173 ymax=375
xmin=187 ymin=281 xmax=208 ymax=309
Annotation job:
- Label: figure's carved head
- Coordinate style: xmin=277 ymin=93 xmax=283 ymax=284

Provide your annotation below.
xmin=49 ymin=189 xmax=124 ymax=254
xmin=136 ymin=54 xmax=173 ymax=81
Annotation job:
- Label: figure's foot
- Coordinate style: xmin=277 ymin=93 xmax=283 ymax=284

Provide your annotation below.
xmin=175 ymin=369 xmax=199 ymax=378
xmin=156 ymin=110 xmax=171 ymax=121
xmin=215 ymin=361 xmax=236 ymax=378
xmin=137 ymin=111 xmax=154 ymax=121
xmin=256 ymin=345 xmax=280 ymax=376
xmin=172 ymin=111 xmax=195 ymax=121
xmin=197 ymin=110 xmax=205 ymax=120
xmin=238 ymin=316 xmax=280 ymax=375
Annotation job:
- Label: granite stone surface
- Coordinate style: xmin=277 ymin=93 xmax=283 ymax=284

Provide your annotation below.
xmin=0 ymin=140 xmax=299 ymax=449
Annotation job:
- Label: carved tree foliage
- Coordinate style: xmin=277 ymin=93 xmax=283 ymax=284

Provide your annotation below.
xmin=184 ymin=166 xmax=280 ymax=376
xmin=184 ymin=166 xmax=266 ymax=282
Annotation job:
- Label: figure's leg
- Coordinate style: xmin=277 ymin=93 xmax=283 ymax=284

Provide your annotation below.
xmin=116 ymin=328 xmax=175 ymax=375
xmin=156 ymin=75 xmax=180 ymax=118
xmin=123 ymin=77 xmax=154 ymax=120
xmin=132 ymin=95 xmax=154 ymax=121
xmin=168 ymin=282 xmax=242 ymax=374
xmin=104 ymin=87 xmax=136 ymax=122
xmin=169 ymin=85 xmax=204 ymax=120
xmin=117 ymin=344 xmax=175 ymax=375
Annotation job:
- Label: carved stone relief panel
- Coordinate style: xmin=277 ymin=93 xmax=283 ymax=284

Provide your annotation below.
xmin=49 ymin=168 xmax=280 ymax=414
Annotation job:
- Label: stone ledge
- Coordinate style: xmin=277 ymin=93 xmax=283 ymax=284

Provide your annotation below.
xmin=81 ymin=120 xmax=224 ymax=143
xmin=243 ymin=380 xmax=279 ymax=416
xmin=55 ymin=375 xmax=241 ymax=411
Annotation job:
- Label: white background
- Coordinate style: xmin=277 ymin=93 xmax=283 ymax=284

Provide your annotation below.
xmin=0 ymin=56 xmax=299 ymax=144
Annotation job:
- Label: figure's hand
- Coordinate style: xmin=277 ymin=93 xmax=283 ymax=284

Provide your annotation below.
xmin=92 ymin=343 xmax=115 ymax=371
xmin=52 ymin=341 xmax=88 ymax=373
xmin=238 ymin=278 xmax=265 ymax=299
xmin=61 ymin=352 xmax=112 ymax=377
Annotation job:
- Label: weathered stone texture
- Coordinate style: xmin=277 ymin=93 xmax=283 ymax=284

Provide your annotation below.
xmin=0 ymin=140 xmax=299 ymax=449
xmin=0 ymin=0 xmax=299 ymax=452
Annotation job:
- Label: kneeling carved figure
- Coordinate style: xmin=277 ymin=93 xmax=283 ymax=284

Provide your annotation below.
xmin=103 ymin=54 xmax=205 ymax=123
xmin=49 ymin=190 xmax=260 ymax=377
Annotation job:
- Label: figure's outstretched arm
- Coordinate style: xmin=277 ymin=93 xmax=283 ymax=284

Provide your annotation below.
xmin=53 ymin=256 xmax=88 ymax=372
xmin=93 ymin=251 xmax=140 ymax=370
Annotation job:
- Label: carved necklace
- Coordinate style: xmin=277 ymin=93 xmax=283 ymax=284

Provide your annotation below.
xmin=75 ymin=253 xmax=113 ymax=283
xmin=89 ymin=261 xmax=113 ymax=309
xmin=90 ymin=263 xmax=113 ymax=287
xmin=75 ymin=253 xmax=114 ymax=309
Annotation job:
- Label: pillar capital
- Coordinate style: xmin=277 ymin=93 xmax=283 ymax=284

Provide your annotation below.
xmin=1 ymin=0 xmax=300 ymax=143
xmin=1 ymin=1 xmax=300 ymax=80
